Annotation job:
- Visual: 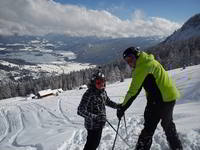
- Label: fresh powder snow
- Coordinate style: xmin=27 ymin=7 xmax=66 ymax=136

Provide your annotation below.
xmin=0 ymin=65 xmax=200 ymax=150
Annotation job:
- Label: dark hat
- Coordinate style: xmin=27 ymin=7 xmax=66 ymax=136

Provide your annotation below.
xmin=123 ymin=47 xmax=140 ymax=59
xmin=91 ymin=67 xmax=105 ymax=81
xmin=88 ymin=67 xmax=106 ymax=89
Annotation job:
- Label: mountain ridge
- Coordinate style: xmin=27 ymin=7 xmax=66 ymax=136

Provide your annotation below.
xmin=146 ymin=13 xmax=200 ymax=70
xmin=163 ymin=13 xmax=200 ymax=43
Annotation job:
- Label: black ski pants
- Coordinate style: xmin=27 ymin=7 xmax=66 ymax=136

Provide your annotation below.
xmin=135 ymin=101 xmax=183 ymax=150
xmin=83 ymin=128 xmax=103 ymax=150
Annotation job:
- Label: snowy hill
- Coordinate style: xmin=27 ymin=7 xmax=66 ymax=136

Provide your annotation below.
xmin=146 ymin=13 xmax=200 ymax=70
xmin=164 ymin=13 xmax=200 ymax=43
xmin=0 ymin=64 xmax=200 ymax=150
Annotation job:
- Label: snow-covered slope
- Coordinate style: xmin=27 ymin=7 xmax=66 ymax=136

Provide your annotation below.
xmin=0 ymin=65 xmax=200 ymax=150
xmin=164 ymin=13 xmax=200 ymax=43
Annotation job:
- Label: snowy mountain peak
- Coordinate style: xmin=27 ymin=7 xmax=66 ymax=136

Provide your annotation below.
xmin=181 ymin=13 xmax=200 ymax=31
xmin=164 ymin=13 xmax=200 ymax=43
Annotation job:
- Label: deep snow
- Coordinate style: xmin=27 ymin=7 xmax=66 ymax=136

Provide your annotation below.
xmin=0 ymin=64 xmax=200 ymax=150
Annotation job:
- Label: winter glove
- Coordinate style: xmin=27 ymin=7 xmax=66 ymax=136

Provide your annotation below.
xmin=117 ymin=104 xmax=124 ymax=120
xmin=116 ymin=103 xmax=122 ymax=109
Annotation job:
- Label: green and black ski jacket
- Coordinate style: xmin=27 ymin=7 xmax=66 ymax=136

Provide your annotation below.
xmin=122 ymin=52 xmax=180 ymax=109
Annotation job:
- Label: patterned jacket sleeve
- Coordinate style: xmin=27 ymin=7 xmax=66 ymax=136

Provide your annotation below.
xmin=77 ymin=90 xmax=97 ymax=120
xmin=105 ymin=91 xmax=118 ymax=109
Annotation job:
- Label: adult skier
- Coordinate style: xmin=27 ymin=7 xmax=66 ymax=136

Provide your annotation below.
xmin=117 ymin=47 xmax=183 ymax=150
xmin=77 ymin=68 xmax=119 ymax=150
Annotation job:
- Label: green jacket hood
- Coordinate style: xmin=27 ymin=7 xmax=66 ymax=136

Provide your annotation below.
xmin=136 ymin=52 xmax=154 ymax=66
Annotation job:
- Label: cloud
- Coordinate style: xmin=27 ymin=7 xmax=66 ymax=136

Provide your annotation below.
xmin=0 ymin=0 xmax=181 ymax=37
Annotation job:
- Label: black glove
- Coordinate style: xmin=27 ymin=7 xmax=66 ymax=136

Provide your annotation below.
xmin=116 ymin=104 xmax=124 ymax=120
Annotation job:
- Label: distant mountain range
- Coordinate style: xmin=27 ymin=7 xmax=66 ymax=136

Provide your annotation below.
xmin=0 ymin=34 xmax=165 ymax=64
xmin=0 ymin=13 xmax=200 ymax=100
xmin=1 ymin=13 xmax=200 ymax=82
xmin=147 ymin=13 xmax=200 ymax=69
xmin=0 ymin=32 xmax=164 ymax=81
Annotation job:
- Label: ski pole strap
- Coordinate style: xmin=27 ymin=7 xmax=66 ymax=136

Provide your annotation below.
xmin=106 ymin=119 xmax=132 ymax=148
xmin=112 ymin=119 xmax=121 ymax=150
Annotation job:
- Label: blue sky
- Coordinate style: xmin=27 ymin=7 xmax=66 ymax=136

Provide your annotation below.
xmin=54 ymin=0 xmax=200 ymax=23
xmin=0 ymin=0 xmax=199 ymax=37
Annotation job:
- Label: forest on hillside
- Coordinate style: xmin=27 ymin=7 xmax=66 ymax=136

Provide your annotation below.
xmin=0 ymin=60 xmax=131 ymax=100
xmin=1 ymin=35 xmax=200 ymax=100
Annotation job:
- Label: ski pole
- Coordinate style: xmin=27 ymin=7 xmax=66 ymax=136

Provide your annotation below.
xmin=123 ymin=114 xmax=128 ymax=136
xmin=106 ymin=119 xmax=132 ymax=148
xmin=112 ymin=119 xmax=121 ymax=150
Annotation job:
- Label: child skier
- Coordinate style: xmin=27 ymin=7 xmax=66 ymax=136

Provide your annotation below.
xmin=77 ymin=69 xmax=119 ymax=150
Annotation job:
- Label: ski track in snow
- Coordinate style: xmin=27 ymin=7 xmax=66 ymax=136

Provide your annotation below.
xmin=0 ymin=106 xmax=39 ymax=150
xmin=0 ymin=109 xmax=10 ymax=146
xmin=58 ymin=98 xmax=82 ymax=127
xmin=0 ymin=65 xmax=200 ymax=150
